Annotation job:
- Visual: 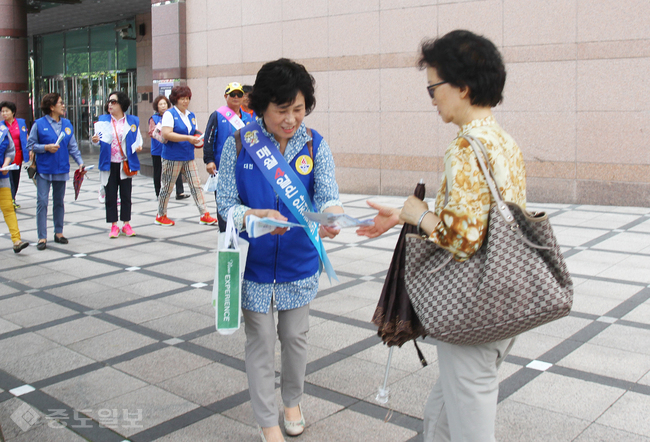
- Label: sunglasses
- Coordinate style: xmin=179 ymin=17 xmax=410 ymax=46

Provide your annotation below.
xmin=228 ymin=91 xmax=244 ymax=98
xmin=427 ymin=81 xmax=448 ymax=99
xmin=107 ymin=99 xmax=118 ymax=105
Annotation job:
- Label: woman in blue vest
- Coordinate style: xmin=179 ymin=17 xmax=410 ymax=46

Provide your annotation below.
xmin=148 ymin=95 xmax=188 ymax=200
xmin=217 ymin=58 xmax=344 ymax=442
xmin=0 ymin=123 xmax=29 ymax=253
xmin=91 ymin=91 xmax=142 ymax=238
xmin=1 ymin=101 xmax=28 ymax=208
xmin=156 ymin=85 xmax=217 ymax=226
xmin=26 ymin=93 xmax=85 ymax=251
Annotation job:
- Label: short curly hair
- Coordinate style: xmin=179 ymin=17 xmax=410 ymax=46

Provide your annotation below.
xmin=248 ymin=58 xmax=315 ymax=116
xmin=169 ymin=86 xmax=192 ymax=105
xmin=108 ymin=90 xmax=130 ymax=113
xmin=40 ymin=93 xmax=61 ymax=115
xmin=0 ymin=101 xmax=17 ymax=117
xmin=418 ymin=30 xmax=506 ymax=107
xmin=152 ymin=95 xmax=171 ymax=113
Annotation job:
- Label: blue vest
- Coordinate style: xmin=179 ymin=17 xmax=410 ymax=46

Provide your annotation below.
xmin=34 ymin=116 xmax=74 ymax=175
xmin=0 ymin=124 xmax=10 ymax=180
xmin=213 ymin=110 xmax=252 ymax=169
xmin=236 ymin=130 xmax=323 ymax=283
xmin=162 ymin=107 xmax=197 ymax=161
xmin=98 ymin=114 xmax=141 ymax=172
xmin=149 ymin=114 xmax=164 ymax=156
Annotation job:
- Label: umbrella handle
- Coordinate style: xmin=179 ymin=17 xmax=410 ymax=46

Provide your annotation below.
xmin=376 ymin=347 xmax=394 ymax=404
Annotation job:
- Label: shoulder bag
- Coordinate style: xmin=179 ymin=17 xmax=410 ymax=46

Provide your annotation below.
xmin=404 ymin=134 xmax=573 ymax=346
xmin=112 ymin=119 xmax=137 ymax=177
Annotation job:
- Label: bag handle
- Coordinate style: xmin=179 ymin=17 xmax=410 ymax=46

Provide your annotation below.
xmin=223 ymin=206 xmax=239 ymax=251
xmin=461 ymin=135 xmax=515 ymax=224
xmin=463 ymin=134 xmax=551 ymax=251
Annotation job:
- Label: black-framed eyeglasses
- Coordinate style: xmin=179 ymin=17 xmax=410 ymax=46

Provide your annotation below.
xmin=229 ymin=91 xmax=244 ymax=98
xmin=427 ymin=81 xmax=448 ymax=99
xmin=107 ymin=99 xmax=118 ymax=105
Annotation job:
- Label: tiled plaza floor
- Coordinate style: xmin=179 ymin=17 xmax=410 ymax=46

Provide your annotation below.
xmin=1 ymin=153 xmax=649 ymax=441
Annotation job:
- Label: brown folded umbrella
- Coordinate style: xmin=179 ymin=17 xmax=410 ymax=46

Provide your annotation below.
xmin=372 ymin=182 xmax=427 ymax=359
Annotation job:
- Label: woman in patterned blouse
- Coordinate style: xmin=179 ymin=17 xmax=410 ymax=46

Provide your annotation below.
xmin=217 ymin=58 xmax=343 ymax=442
xmin=358 ymin=30 xmax=526 ymax=441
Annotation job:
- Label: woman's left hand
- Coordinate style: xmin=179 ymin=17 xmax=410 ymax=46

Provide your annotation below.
xmin=135 ymin=145 xmax=143 ymax=152
xmin=399 ymin=195 xmax=429 ymax=226
xmin=319 ymin=225 xmax=340 ymax=239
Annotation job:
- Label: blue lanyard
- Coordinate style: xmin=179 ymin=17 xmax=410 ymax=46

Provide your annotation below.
xmin=240 ymin=121 xmax=337 ymax=282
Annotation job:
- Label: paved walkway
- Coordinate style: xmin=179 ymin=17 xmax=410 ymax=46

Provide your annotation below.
xmin=1 ymin=154 xmax=649 ymax=441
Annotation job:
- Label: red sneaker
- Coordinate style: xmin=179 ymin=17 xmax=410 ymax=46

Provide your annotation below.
xmin=155 ymin=215 xmax=175 ymax=226
xmin=199 ymin=212 xmax=217 ymax=225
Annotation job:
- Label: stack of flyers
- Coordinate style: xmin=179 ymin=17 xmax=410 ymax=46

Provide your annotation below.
xmin=245 ymin=214 xmax=306 ymax=238
xmin=0 ymin=164 xmax=20 ymax=171
xmin=303 ymin=212 xmax=374 ymax=228
xmin=55 ymin=132 xmax=65 ymax=145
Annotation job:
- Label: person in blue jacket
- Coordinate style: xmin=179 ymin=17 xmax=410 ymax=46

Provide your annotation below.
xmin=217 ymin=58 xmax=344 ymax=442
xmin=148 ymin=95 xmax=188 ymax=200
xmin=26 ymin=93 xmax=85 ymax=251
xmin=1 ymin=101 xmax=28 ymax=208
xmin=156 ymin=85 xmax=217 ymax=227
xmin=203 ymin=82 xmax=253 ymax=230
xmin=91 ymin=91 xmax=142 ymax=238
xmin=0 ymin=123 xmax=29 ymax=253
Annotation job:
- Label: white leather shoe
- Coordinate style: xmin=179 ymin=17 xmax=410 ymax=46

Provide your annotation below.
xmin=283 ymin=403 xmax=305 ymax=437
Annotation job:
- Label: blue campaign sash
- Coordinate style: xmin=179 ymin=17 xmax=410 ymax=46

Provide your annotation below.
xmin=239 ymin=121 xmax=337 ymax=282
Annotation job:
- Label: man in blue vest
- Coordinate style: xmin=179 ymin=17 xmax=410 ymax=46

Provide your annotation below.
xmin=26 ymin=93 xmax=85 ymax=250
xmin=203 ymin=82 xmax=253 ymax=230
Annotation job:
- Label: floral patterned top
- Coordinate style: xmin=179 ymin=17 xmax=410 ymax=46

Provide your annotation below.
xmin=217 ymin=119 xmax=342 ymax=313
xmin=428 ymin=115 xmax=527 ymax=261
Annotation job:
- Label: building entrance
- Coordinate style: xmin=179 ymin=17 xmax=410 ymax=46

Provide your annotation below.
xmin=36 ymin=71 xmax=136 ymax=142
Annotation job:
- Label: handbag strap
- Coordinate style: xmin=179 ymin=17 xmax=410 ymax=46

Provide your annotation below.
xmin=461 ymin=134 xmax=514 ymax=224
xmin=464 ymin=134 xmax=551 ymax=250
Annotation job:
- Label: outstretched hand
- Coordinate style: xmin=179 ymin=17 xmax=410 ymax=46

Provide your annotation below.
xmin=356 ymin=200 xmax=402 ymax=238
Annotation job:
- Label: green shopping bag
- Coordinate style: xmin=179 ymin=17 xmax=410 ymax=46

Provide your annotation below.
xmin=212 ymin=207 xmax=248 ymax=335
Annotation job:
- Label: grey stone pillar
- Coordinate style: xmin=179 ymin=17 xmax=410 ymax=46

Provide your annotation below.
xmin=0 ymin=0 xmax=30 ymax=121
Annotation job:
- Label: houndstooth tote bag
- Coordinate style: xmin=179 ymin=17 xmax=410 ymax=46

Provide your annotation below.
xmin=404 ymin=135 xmax=573 ymax=346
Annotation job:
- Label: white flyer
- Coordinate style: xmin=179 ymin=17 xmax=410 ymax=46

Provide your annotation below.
xmin=303 ymin=212 xmax=374 ymax=228
xmin=94 ymin=121 xmax=113 ymax=144
xmin=246 ymin=214 xmax=306 ymax=238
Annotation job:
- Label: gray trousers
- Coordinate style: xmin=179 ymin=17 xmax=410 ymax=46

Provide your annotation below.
xmin=242 ymin=304 xmax=310 ymax=428
xmin=423 ymin=337 xmax=516 ymax=442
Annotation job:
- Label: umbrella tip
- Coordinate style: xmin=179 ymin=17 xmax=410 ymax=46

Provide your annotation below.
xmin=419 ymin=178 xmax=424 ymax=184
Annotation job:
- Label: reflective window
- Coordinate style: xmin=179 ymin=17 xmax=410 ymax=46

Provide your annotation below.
xmin=90 ymin=25 xmax=116 ymax=72
xmin=41 ymin=33 xmax=64 ymax=76
xmin=65 ymin=29 xmax=89 ymax=75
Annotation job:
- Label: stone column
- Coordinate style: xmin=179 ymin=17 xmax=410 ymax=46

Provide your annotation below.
xmin=0 ymin=0 xmax=30 ymax=121
xmin=151 ymin=0 xmax=186 ymax=88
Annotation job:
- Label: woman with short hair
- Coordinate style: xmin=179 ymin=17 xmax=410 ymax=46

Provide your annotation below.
xmin=0 ymin=101 xmax=28 ymax=208
xmin=91 ymin=91 xmax=142 ymax=238
xmin=26 ymin=93 xmax=85 ymax=250
xmin=218 ymin=58 xmax=344 ymax=442
xmin=357 ymin=30 xmax=526 ymax=441
xmin=155 ymin=85 xmax=216 ymax=227
xmin=148 ymin=95 xmax=188 ymax=200
xmin=0 ymin=121 xmax=29 ymax=253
